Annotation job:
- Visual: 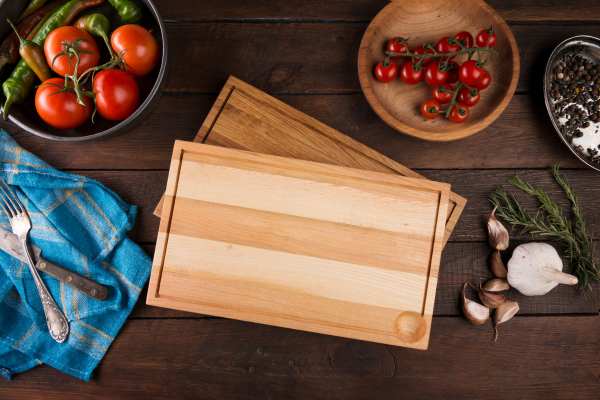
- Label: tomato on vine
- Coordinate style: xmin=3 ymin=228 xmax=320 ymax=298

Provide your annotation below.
xmin=373 ymin=58 xmax=398 ymax=82
xmin=435 ymin=36 xmax=460 ymax=54
xmin=93 ymin=69 xmax=140 ymax=121
xmin=476 ymin=27 xmax=497 ymax=47
xmin=386 ymin=37 xmax=409 ymax=56
xmin=420 ymin=99 xmax=441 ymax=119
xmin=432 ymin=84 xmax=455 ymax=104
xmin=400 ymin=62 xmax=424 ymax=84
xmin=475 ymin=70 xmax=492 ymax=90
xmin=44 ymin=26 xmax=100 ymax=77
xmin=424 ymin=61 xmax=449 ymax=86
xmin=111 ymin=24 xmax=159 ymax=76
xmin=413 ymin=44 xmax=435 ymax=65
xmin=448 ymin=104 xmax=469 ymax=123
xmin=458 ymin=60 xmax=485 ymax=87
xmin=458 ymin=87 xmax=480 ymax=107
xmin=455 ymin=31 xmax=474 ymax=48
xmin=35 ymin=78 xmax=92 ymax=129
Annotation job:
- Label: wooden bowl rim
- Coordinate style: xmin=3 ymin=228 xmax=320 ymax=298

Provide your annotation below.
xmin=357 ymin=0 xmax=521 ymax=142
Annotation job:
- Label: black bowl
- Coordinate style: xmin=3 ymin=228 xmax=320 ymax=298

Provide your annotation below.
xmin=3 ymin=0 xmax=168 ymax=141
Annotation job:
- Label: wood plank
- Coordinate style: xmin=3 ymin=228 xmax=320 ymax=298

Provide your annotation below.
xmin=0 ymin=93 xmax=585 ymax=170
xmin=2 ymin=316 xmax=598 ymax=399
xmin=157 ymin=23 xmax=598 ymax=95
xmin=153 ymin=0 xmax=600 ymax=23
xmin=148 ymin=142 xmax=449 ymax=349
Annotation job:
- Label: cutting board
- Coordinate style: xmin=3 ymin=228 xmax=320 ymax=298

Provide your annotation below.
xmin=154 ymin=76 xmax=465 ymax=245
xmin=148 ymin=141 xmax=450 ymax=349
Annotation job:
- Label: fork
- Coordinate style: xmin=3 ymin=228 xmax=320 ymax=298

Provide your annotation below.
xmin=0 ymin=180 xmax=69 ymax=343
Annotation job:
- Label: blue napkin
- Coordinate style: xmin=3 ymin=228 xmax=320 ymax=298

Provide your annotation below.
xmin=0 ymin=130 xmax=151 ymax=381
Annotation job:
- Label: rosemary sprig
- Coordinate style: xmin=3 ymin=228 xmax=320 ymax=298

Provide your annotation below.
xmin=489 ymin=165 xmax=600 ymax=289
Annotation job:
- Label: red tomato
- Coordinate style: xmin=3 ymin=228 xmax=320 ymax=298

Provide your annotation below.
xmin=420 ymin=99 xmax=441 ymax=119
xmin=432 ymin=84 xmax=454 ymax=104
xmin=413 ymin=44 xmax=435 ymax=65
xmin=476 ymin=27 xmax=497 ymax=47
xmin=44 ymin=26 xmax=99 ymax=77
xmin=111 ymin=24 xmax=159 ymax=76
xmin=93 ymin=69 xmax=140 ymax=121
xmin=400 ymin=62 xmax=424 ymax=84
xmin=436 ymin=36 xmax=460 ymax=54
xmin=373 ymin=59 xmax=398 ymax=83
xmin=475 ymin=70 xmax=492 ymax=90
xmin=35 ymin=78 xmax=92 ymax=129
xmin=386 ymin=37 xmax=408 ymax=56
xmin=458 ymin=87 xmax=480 ymax=106
xmin=458 ymin=60 xmax=485 ymax=87
xmin=454 ymin=31 xmax=474 ymax=48
xmin=424 ymin=61 xmax=449 ymax=86
xmin=448 ymin=104 xmax=469 ymax=123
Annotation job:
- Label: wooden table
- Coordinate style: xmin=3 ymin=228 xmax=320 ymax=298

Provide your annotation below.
xmin=1 ymin=1 xmax=599 ymax=398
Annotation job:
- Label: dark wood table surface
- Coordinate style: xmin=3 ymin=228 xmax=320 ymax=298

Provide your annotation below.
xmin=1 ymin=1 xmax=600 ymax=399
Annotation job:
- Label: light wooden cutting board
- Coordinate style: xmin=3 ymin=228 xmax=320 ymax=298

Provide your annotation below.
xmin=153 ymin=76 xmax=465 ymax=246
xmin=148 ymin=141 xmax=450 ymax=349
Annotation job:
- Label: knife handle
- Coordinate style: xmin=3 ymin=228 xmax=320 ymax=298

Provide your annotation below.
xmin=36 ymin=258 xmax=109 ymax=301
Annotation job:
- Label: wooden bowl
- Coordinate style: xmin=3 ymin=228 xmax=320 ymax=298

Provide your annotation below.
xmin=358 ymin=0 xmax=520 ymax=141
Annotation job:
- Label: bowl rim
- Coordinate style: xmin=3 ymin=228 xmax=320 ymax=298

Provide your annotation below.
xmin=543 ymin=34 xmax=600 ymax=172
xmin=5 ymin=0 xmax=169 ymax=142
xmin=357 ymin=0 xmax=521 ymax=142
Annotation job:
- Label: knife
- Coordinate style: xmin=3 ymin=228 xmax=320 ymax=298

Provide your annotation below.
xmin=0 ymin=229 xmax=108 ymax=300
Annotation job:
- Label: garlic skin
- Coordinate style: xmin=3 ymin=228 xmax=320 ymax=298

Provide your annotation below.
xmin=462 ymin=283 xmax=490 ymax=325
xmin=494 ymin=300 xmax=519 ymax=341
xmin=507 ymin=242 xmax=578 ymax=296
xmin=489 ymin=250 xmax=507 ymax=278
xmin=483 ymin=278 xmax=510 ymax=292
xmin=487 ymin=207 xmax=509 ymax=251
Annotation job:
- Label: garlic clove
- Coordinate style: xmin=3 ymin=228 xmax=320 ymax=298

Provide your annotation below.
xmin=487 ymin=207 xmax=509 ymax=251
xmin=483 ymin=278 xmax=510 ymax=292
xmin=493 ymin=300 xmax=519 ymax=341
xmin=489 ymin=250 xmax=508 ymax=278
xmin=462 ymin=282 xmax=490 ymax=325
xmin=478 ymin=284 xmax=507 ymax=309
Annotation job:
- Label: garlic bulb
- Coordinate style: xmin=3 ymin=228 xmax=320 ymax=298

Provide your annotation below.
xmin=507 ymin=242 xmax=578 ymax=296
xmin=462 ymin=283 xmax=490 ymax=325
xmin=487 ymin=207 xmax=509 ymax=251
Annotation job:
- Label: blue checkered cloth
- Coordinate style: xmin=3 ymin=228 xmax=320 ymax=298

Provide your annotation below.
xmin=0 ymin=130 xmax=151 ymax=381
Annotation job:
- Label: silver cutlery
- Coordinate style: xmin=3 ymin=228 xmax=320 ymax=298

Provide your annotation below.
xmin=0 ymin=228 xmax=108 ymax=300
xmin=0 ymin=180 xmax=69 ymax=343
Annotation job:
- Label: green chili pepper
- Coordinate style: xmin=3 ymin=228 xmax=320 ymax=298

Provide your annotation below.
xmin=108 ymin=0 xmax=142 ymax=24
xmin=21 ymin=0 xmax=49 ymax=19
xmin=74 ymin=13 xmax=112 ymax=56
xmin=2 ymin=0 xmax=104 ymax=119
xmin=7 ymin=20 xmax=51 ymax=82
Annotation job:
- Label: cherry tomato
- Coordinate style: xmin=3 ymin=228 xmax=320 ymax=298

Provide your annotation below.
xmin=476 ymin=27 xmax=497 ymax=47
xmin=420 ymin=99 xmax=441 ymax=119
xmin=475 ymin=70 xmax=492 ymax=90
xmin=413 ymin=44 xmax=435 ymax=65
xmin=386 ymin=37 xmax=408 ymax=56
xmin=93 ymin=69 xmax=140 ymax=121
xmin=400 ymin=62 xmax=424 ymax=84
xmin=458 ymin=60 xmax=485 ymax=87
xmin=458 ymin=87 xmax=480 ymax=106
xmin=111 ymin=24 xmax=159 ymax=76
xmin=424 ymin=61 xmax=449 ymax=86
xmin=455 ymin=31 xmax=474 ymax=48
xmin=436 ymin=36 xmax=460 ymax=54
xmin=448 ymin=104 xmax=469 ymax=123
xmin=373 ymin=58 xmax=398 ymax=83
xmin=432 ymin=84 xmax=454 ymax=104
xmin=44 ymin=26 xmax=99 ymax=77
xmin=35 ymin=78 xmax=92 ymax=129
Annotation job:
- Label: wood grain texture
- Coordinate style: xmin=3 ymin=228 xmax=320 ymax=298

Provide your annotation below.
xmin=357 ymin=0 xmax=520 ymax=141
xmin=156 ymin=77 xmax=465 ymax=244
xmin=153 ymin=0 xmax=600 ymax=23
xmin=2 ymin=316 xmax=599 ymax=399
xmin=148 ymin=142 xmax=450 ymax=349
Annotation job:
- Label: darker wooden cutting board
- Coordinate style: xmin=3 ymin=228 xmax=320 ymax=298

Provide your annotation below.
xmin=154 ymin=76 xmax=465 ymax=244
